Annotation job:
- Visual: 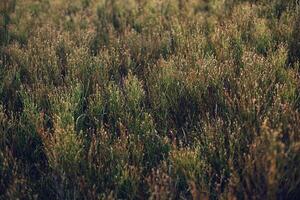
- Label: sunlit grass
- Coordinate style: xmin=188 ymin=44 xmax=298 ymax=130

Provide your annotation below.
xmin=0 ymin=0 xmax=300 ymax=199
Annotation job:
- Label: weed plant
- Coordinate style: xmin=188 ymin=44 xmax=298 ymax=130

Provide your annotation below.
xmin=0 ymin=0 xmax=300 ymax=199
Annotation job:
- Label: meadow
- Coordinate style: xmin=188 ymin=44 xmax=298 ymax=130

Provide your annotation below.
xmin=0 ymin=0 xmax=300 ymax=199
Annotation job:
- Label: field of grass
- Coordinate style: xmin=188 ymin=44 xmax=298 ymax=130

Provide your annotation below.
xmin=1 ymin=0 xmax=300 ymax=199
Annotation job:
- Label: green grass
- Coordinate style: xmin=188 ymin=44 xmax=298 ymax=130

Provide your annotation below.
xmin=0 ymin=0 xmax=300 ymax=199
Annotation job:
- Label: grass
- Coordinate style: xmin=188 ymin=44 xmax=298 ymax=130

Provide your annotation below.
xmin=0 ymin=0 xmax=300 ymax=199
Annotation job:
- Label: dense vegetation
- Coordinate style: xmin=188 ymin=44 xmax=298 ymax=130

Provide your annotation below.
xmin=1 ymin=0 xmax=300 ymax=199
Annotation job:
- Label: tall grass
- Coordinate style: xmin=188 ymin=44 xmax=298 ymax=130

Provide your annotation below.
xmin=0 ymin=0 xmax=300 ymax=199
